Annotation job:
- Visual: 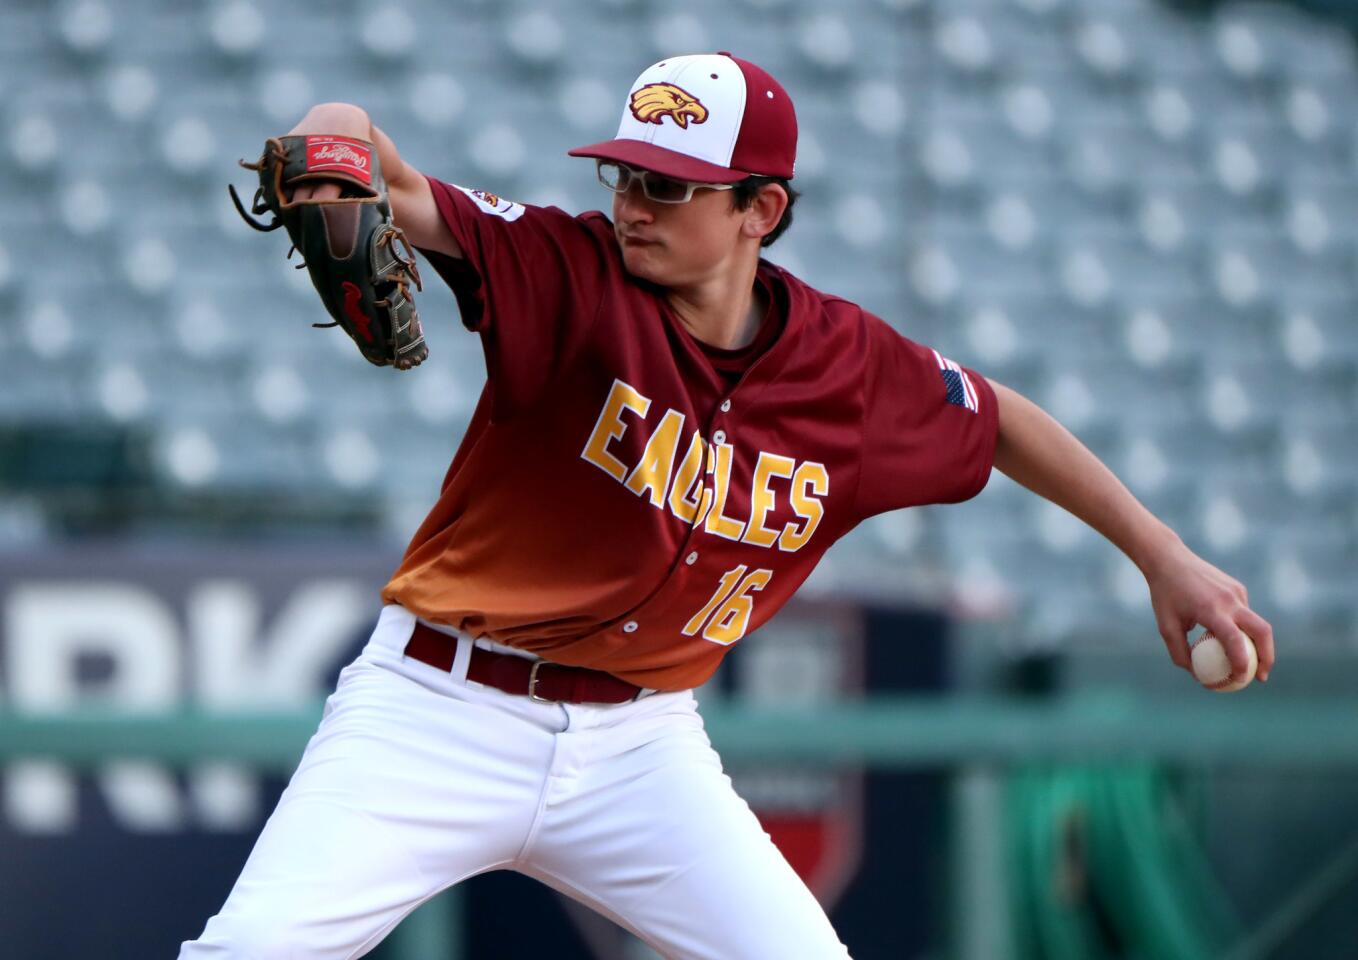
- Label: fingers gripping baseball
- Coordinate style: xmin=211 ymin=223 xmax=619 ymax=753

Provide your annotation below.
xmin=1236 ymin=606 xmax=1276 ymax=679
xmin=1144 ymin=540 xmax=1275 ymax=682
xmin=1156 ymin=610 xmax=1193 ymax=672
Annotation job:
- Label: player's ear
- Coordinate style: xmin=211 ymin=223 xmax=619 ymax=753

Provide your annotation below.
xmin=740 ymin=183 xmax=788 ymax=243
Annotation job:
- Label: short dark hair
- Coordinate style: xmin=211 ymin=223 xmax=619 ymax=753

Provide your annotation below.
xmin=730 ymin=176 xmax=799 ymax=247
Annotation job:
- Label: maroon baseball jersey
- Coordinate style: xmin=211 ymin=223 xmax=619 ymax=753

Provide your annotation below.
xmin=381 ymin=178 xmax=998 ymax=690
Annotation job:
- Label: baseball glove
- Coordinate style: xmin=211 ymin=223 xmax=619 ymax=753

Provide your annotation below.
xmin=229 ymin=135 xmax=427 ymax=370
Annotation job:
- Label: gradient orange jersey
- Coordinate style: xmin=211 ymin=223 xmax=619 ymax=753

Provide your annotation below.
xmin=381 ymin=178 xmax=998 ymax=690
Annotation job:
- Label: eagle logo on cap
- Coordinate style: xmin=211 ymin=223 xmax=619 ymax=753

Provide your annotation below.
xmin=630 ymin=83 xmax=709 ymax=130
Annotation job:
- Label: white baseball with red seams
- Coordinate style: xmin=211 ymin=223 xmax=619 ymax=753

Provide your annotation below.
xmin=1191 ymin=631 xmax=1259 ymax=692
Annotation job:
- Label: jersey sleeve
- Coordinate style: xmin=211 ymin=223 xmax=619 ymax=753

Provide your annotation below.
xmin=416 ymin=176 xmax=610 ymax=418
xmin=854 ymin=315 xmax=999 ymax=520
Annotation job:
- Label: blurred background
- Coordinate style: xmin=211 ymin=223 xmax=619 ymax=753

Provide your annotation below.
xmin=1 ymin=0 xmax=1356 ymax=957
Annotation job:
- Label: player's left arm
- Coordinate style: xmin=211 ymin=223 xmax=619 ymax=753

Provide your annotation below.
xmin=986 ymin=376 xmax=1275 ymax=681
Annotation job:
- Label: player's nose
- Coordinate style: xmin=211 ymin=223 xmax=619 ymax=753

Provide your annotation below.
xmin=614 ymin=181 xmax=656 ymax=223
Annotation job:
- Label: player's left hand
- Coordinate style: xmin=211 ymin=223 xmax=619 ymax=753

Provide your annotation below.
xmin=1140 ymin=537 xmax=1275 ymax=682
xmin=229 ymin=135 xmax=428 ymax=370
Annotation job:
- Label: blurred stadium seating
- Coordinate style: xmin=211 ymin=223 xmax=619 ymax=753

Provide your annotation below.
xmin=0 ymin=0 xmax=1354 ymax=650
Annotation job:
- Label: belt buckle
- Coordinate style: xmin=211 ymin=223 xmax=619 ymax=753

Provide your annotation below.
xmin=527 ymin=660 xmax=556 ymax=704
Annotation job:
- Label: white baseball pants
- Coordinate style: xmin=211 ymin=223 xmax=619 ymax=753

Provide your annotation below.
xmin=179 ymin=604 xmax=852 ymax=959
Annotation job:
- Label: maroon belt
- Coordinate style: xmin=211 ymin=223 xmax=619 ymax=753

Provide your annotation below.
xmin=403 ymin=621 xmax=645 ymax=705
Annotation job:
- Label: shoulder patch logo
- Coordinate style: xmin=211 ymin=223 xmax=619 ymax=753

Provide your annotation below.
xmin=630 ymin=83 xmax=709 ymax=130
xmin=455 ymin=185 xmax=526 ymax=222
xmin=931 ymin=349 xmax=980 ymax=414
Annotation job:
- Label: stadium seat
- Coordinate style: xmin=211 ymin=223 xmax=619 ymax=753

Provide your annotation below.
xmin=1275 ymin=297 xmax=1358 ymax=368
xmin=1215 ymin=1 xmax=1358 ymax=84
xmin=934 ymin=14 xmax=996 ymax=76
xmin=1071 ymin=15 xmax=1135 ymax=80
xmin=504 ymin=8 xmax=567 ymax=67
xmin=793 ymin=12 xmax=856 ymax=71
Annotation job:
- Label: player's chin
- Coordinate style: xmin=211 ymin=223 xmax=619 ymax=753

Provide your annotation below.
xmin=619 ymin=243 xmax=673 ymax=284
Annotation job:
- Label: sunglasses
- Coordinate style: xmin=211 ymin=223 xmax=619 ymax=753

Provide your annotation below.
xmin=595 ymin=160 xmax=735 ymax=204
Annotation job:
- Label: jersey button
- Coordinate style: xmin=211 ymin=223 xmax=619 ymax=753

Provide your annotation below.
xmin=685 ymin=551 xmax=698 ymax=565
xmin=720 ymin=398 xmax=731 ymax=412
xmin=622 ymin=620 xmax=638 ymax=633
xmin=713 ymin=429 xmax=727 ymax=444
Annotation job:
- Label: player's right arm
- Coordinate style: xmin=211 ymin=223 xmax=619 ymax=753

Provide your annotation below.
xmin=284 ymin=102 xmax=463 ymax=259
xmin=987 ymin=376 xmax=1275 ymax=680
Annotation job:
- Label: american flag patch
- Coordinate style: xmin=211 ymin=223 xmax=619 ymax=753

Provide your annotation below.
xmin=932 ymin=349 xmax=980 ymax=414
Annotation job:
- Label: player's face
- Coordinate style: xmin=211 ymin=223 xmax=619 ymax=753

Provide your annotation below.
xmin=611 ymin=177 xmax=747 ymax=287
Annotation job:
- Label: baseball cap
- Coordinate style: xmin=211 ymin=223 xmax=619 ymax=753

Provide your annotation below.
xmin=568 ymin=52 xmax=797 ymax=184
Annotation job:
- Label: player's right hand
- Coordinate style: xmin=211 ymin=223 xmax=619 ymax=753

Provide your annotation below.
xmin=1142 ymin=537 xmax=1275 ymax=682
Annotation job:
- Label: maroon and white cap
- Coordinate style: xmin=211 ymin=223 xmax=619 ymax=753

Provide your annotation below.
xmin=568 ymin=52 xmax=797 ymax=184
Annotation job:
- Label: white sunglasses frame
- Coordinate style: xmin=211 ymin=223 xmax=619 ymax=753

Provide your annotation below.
xmin=595 ymin=160 xmax=736 ymax=204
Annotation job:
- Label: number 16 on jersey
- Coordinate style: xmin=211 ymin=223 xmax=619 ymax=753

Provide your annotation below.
xmin=682 ymin=565 xmax=774 ymax=646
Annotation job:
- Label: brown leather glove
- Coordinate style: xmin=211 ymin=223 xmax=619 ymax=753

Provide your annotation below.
xmin=230 ymin=135 xmax=427 ymax=370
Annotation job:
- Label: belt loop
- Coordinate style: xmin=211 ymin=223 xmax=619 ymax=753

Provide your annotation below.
xmin=450 ymin=632 xmax=474 ymax=682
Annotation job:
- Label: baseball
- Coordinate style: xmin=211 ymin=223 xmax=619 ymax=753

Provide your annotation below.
xmin=1190 ymin=631 xmax=1258 ymax=692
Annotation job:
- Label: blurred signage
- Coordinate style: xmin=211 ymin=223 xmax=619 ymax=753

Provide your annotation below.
xmin=0 ymin=543 xmax=392 ymax=833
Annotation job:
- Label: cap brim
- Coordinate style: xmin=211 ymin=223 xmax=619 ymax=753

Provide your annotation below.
xmin=567 ymin=138 xmax=749 ymax=184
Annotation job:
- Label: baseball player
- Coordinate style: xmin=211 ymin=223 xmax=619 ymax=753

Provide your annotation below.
xmin=185 ymin=53 xmax=1275 ymax=959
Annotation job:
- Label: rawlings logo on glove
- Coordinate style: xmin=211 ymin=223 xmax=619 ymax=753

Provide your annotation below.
xmin=307 ymin=138 xmax=373 ymax=183
xmin=228 ymin=135 xmax=427 ymax=370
